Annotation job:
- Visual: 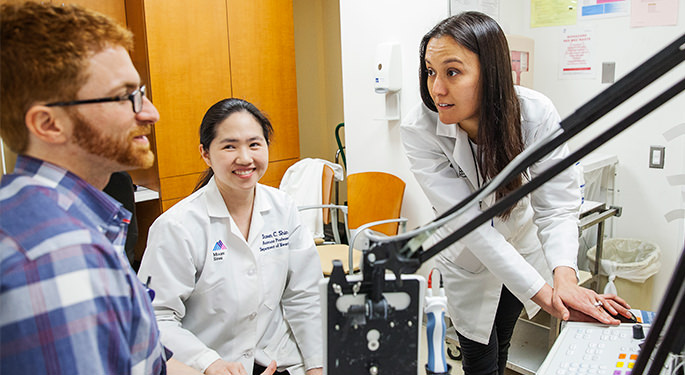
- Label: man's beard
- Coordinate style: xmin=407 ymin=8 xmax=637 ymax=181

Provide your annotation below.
xmin=69 ymin=110 xmax=154 ymax=169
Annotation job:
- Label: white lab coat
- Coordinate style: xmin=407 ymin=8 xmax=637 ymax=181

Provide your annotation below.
xmin=400 ymin=86 xmax=582 ymax=344
xmin=137 ymin=178 xmax=323 ymax=374
xmin=280 ymin=158 xmax=344 ymax=238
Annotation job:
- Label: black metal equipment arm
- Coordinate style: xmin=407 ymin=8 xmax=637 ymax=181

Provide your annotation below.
xmin=632 ymin=246 xmax=685 ymax=375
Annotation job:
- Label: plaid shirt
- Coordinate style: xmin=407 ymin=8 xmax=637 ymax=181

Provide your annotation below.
xmin=0 ymin=155 xmax=167 ymax=374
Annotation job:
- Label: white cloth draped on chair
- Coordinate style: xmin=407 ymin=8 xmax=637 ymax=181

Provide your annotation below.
xmin=279 ymin=158 xmax=344 ymax=238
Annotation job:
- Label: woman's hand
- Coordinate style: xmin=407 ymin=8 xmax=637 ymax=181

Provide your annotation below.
xmin=259 ymin=361 xmax=277 ymax=375
xmin=552 ymin=266 xmax=632 ymax=325
xmin=166 ymin=358 xmax=203 ymax=375
xmin=532 ymin=284 xmax=567 ymax=320
xmin=204 ymin=359 xmax=276 ymax=375
xmin=305 ymin=367 xmax=323 ymax=375
xmin=204 ymin=359 xmax=248 ymax=375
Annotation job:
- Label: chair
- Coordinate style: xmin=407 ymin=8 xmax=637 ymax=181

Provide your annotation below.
xmin=347 ymin=172 xmax=405 ymax=237
xmin=103 ymin=171 xmax=138 ymax=268
xmin=320 ymin=164 xmax=335 ymax=242
xmin=299 ymin=171 xmax=407 ymax=276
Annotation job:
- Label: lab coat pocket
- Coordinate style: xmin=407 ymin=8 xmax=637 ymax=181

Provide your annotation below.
xmin=191 ymin=279 xmax=232 ymax=316
xmin=441 ymin=246 xmax=485 ymax=274
xmin=263 ymin=326 xmax=299 ymax=367
xmin=260 ymin=250 xmax=289 ymax=311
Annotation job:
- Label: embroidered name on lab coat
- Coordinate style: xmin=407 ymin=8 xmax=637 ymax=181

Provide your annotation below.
xmin=260 ymin=230 xmax=290 ymax=251
xmin=212 ymin=240 xmax=227 ymax=261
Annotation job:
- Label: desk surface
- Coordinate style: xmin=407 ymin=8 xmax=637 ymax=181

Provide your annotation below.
xmin=134 ymin=186 xmax=159 ymax=203
xmin=318 ymin=245 xmax=363 ymax=275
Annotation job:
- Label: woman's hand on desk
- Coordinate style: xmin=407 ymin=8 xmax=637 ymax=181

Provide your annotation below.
xmin=531 ymin=284 xmax=566 ymax=320
xmin=552 ymin=266 xmax=632 ymax=325
xmin=565 ymin=294 xmax=633 ymax=323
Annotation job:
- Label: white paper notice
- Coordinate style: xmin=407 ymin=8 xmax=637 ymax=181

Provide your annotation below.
xmin=559 ymin=27 xmax=595 ymax=79
xmin=451 ymin=0 xmax=500 ymax=20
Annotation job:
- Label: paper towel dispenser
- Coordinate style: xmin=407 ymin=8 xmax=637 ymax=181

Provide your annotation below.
xmin=374 ymin=43 xmax=402 ymax=94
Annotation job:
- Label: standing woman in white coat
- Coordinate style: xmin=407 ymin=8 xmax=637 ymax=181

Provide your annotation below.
xmin=138 ymin=98 xmax=323 ymax=375
xmin=400 ymin=12 xmax=631 ymax=375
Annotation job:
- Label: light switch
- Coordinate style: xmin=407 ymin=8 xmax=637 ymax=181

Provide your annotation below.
xmin=649 ymin=146 xmax=665 ymax=169
xmin=602 ymin=62 xmax=616 ymax=84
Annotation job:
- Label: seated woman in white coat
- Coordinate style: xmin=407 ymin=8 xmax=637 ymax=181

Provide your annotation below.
xmin=138 ymin=98 xmax=323 ymax=375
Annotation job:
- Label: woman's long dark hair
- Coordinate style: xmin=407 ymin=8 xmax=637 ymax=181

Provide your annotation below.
xmin=193 ymin=98 xmax=274 ymax=192
xmin=419 ymin=12 xmax=524 ymax=219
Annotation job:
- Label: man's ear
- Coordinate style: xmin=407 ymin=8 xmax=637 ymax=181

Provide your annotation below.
xmin=24 ymin=105 xmax=68 ymax=144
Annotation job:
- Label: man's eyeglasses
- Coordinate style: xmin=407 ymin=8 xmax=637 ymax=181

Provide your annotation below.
xmin=45 ymin=85 xmax=147 ymax=114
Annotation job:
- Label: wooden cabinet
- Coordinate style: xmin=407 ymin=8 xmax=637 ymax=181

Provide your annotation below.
xmin=125 ymin=0 xmax=301 ymax=262
xmin=227 ymin=0 xmax=301 ymax=189
xmin=125 ymin=0 xmax=300 ymax=211
xmin=67 ymin=0 xmax=127 ymax=25
xmin=1 ymin=0 xmax=301 ymax=262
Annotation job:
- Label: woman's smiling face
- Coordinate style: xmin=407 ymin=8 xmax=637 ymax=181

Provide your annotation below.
xmin=200 ymin=111 xmax=269 ymax=195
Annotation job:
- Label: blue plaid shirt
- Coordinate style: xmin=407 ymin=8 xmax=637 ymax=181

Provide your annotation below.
xmin=0 ymin=155 xmax=167 ymax=374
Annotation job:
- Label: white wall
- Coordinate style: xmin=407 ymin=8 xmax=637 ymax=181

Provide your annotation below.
xmin=510 ymin=2 xmax=685 ymax=310
xmin=339 ymin=0 xmax=685 ymax=308
xmin=339 ymin=0 xmax=449 ymax=231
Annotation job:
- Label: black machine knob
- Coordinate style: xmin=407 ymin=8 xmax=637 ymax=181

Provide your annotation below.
xmin=633 ymin=324 xmax=645 ymax=340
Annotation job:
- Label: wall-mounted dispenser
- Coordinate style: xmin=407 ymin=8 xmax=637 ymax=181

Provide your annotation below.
xmin=374 ymin=43 xmax=402 ymax=93
xmin=374 ymin=43 xmax=401 ymax=120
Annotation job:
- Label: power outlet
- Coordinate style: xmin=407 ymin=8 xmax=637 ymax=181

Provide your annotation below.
xmin=649 ymin=146 xmax=665 ymax=169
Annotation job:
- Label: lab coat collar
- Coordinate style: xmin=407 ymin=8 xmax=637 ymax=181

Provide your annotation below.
xmin=435 ymin=119 xmax=480 ymax=191
xmin=204 ymin=178 xmax=246 ymax=243
xmin=247 ymin=185 xmax=271 ymax=244
xmin=435 ymin=118 xmax=458 ymax=138
xmin=204 ymin=178 xmax=273 ymax=215
xmin=205 ymin=177 xmax=230 ymax=218
xmin=204 ymin=178 xmax=270 ymax=243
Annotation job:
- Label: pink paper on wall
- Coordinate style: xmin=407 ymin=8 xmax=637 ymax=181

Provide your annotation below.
xmin=631 ymin=0 xmax=679 ymax=27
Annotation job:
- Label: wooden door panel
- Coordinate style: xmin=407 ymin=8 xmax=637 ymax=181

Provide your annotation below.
xmin=226 ymin=0 xmax=299 ymax=163
xmin=143 ymin=0 xmax=232 ymax=179
xmin=261 ymin=157 xmax=298 ymax=188
xmin=66 ymin=0 xmax=127 ymax=25
xmin=159 ymin=172 xmax=204 ymax=203
xmin=161 ymin=197 xmax=183 ymax=211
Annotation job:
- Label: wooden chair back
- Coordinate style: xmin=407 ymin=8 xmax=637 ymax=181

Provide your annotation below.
xmin=321 ymin=164 xmax=335 ymax=224
xmin=346 ymin=172 xmax=405 ymax=236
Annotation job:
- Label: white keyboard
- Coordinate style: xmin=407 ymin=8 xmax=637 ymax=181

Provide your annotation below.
xmin=538 ymin=322 xmax=648 ymax=375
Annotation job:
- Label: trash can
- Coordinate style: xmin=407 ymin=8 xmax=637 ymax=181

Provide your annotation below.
xmin=586 ymin=238 xmax=661 ymax=310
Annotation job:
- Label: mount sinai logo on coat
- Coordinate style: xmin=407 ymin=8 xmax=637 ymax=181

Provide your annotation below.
xmin=212 ymin=240 xmax=227 ymax=261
